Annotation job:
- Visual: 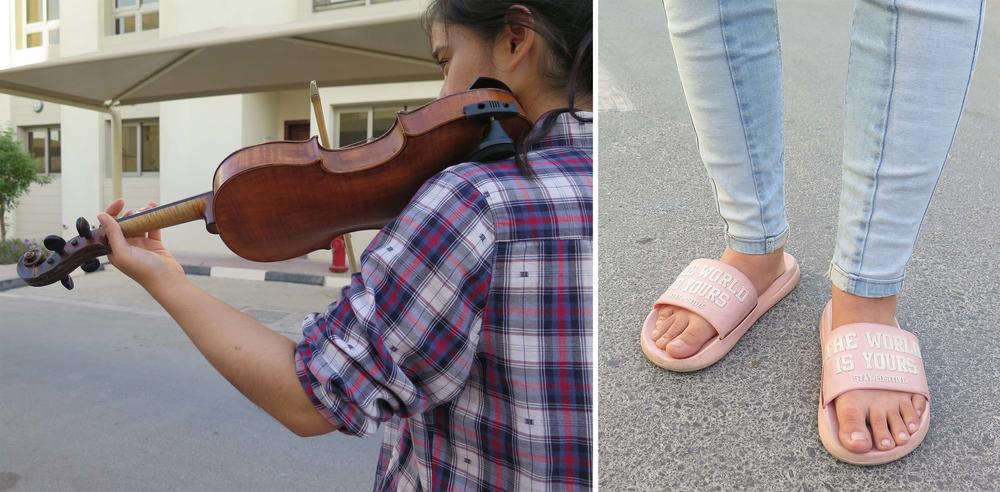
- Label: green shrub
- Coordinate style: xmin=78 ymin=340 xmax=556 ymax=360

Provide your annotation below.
xmin=0 ymin=238 xmax=36 ymax=265
xmin=0 ymin=127 xmax=51 ymax=241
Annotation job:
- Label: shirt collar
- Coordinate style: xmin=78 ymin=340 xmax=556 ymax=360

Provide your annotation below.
xmin=526 ymin=110 xmax=593 ymax=151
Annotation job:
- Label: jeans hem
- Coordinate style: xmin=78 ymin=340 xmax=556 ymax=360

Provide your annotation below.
xmin=725 ymin=226 xmax=788 ymax=255
xmin=827 ymin=261 xmax=904 ymax=298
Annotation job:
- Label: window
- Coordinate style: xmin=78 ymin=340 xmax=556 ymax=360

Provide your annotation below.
xmin=120 ymin=120 xmax=159 ymax=174
xmin=334 ymin=102 xmax=429 ymax=147
xmin=21 ymin=0 xmax=59 ymax=48
xmin=113 ymin=0 xmax=158 ymax=35
xmin=25 ymin=126 xmax=61 ymax=174
xmin=313 ymin=0 xmax=397 ymax=12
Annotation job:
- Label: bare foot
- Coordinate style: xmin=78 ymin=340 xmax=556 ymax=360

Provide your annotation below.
xmin=829 ymin=287 xmax=928 ymax=452
xmin=649 ymin=247 xmax=786 ymax=358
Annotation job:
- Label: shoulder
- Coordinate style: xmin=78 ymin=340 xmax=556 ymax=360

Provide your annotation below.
xmin=406 ymin=164 xmax=494 ymax=218
xmin=378 ymin=165 xmax=497 ymax=249
xmin=442 ymin=153 xmax=591 ymax=198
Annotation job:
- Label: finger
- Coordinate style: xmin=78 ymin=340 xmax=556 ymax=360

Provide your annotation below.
xmin=105 ymin=198 xmax=126 ymax=217
xmin=97 ymin=213 xmax=130 ymax=255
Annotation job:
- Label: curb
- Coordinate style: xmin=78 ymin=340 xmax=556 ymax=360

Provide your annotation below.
xmin=181 ymin=264 xmax=351 ymax=289
xmin=0 ymin=263 xmax=106 ymax=292
xmin=0 ymin=263 xmax=349 ymax=292
xmin=0 ymin=277 xmax=25 ymax=291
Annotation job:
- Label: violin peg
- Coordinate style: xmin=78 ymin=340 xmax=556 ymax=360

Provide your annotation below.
xmin=43 ymin=235 xmax=66 ymax=254
xmin=76 ymin=217 xmax=93 ymax=239
xmin=60 ymin=276 xmax=74 ymax=290
xmin=81 ymin=259 xmax=101 ymax=273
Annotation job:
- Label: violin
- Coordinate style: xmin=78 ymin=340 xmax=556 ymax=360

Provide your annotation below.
xmin=18 ymin=80 xmax=531 ymax=289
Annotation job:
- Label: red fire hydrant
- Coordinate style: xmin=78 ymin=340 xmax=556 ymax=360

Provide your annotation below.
xmin=329 ymin=235 xmax=348 ymax=273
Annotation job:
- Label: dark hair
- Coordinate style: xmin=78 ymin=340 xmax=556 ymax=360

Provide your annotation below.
xmin=423 ymin=0 xmax=593 ymax=175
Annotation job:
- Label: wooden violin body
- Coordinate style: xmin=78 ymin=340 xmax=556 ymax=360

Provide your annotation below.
xmin=214 ymin=88 xmax=528 ymax=261
xmin=18 ymin=86 xmax=531 ymax=287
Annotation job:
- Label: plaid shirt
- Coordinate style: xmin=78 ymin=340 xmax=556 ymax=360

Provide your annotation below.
xmin=295 ymin=111 xmax=593 ymax=491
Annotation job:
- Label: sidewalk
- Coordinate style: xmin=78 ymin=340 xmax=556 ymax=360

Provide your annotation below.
xmin=0 ymin=263 xmax=19 ymax=291
xmin=0 ymin=250 xmax=352 ymax=292
xmin=172 ymin=250 xmax=352 ymax=288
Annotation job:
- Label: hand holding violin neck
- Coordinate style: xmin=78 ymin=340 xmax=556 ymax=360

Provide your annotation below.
xmin=117 ymin=192 xmax=216 ymax=237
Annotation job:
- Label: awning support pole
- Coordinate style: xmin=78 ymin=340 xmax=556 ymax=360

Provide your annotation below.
xmin=108 ymin=102 xmax=123 ymax=201
xmin=310 ymin=81 xmax=359 ymax=275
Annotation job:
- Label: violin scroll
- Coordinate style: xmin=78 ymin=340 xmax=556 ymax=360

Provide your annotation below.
xmin=17 ymin=216 xmax=111 ymax=289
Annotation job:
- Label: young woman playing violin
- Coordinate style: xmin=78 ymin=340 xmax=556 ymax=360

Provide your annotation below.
xmin=97 ymin=1 xmax=592 ymax=490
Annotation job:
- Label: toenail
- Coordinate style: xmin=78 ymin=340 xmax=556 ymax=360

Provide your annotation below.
xmin=916 ymin=408 xmax=923 ymax=417
xmin=897 ymin=432 xmax=908 ymax=441
xmin=651 ymin=330 xmax=661 ymax=337
xmin=908 ymin=422 xmax=918 ymax=433
xmin=668 ymin=339 xmax=686 ymax=349
xmin=850 ymin=432 xmax=866 ymax=442
xmin=880 ymin=439 xmax=892 ymax=448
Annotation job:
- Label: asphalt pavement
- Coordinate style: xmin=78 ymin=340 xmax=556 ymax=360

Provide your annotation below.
xmin=598 ymin=1 xmax=1000 ymax=490
xmin=0 ymin=270 xmax=379 ymax=491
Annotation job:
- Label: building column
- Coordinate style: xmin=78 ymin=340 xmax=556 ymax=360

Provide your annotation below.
xmin=60 ymin=107 xmax=104 ymax=235
xmin=159 ymin=96 xmax=245 ymax=254
xmin=58 ymin=0 xmax=103 ymax=236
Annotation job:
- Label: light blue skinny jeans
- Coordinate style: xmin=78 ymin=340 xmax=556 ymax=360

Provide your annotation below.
xmin=663 ymin=0 xmax=986 ymax=297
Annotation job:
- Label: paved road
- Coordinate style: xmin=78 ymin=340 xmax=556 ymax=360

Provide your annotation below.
xmin=0 ymin=271 xmax=379 ymax=491
xmin=598 ymin=1 xmax=1000 ymax=490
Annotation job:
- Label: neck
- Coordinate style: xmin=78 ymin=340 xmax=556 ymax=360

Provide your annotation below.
xmin=519 ymin=90 xmax=592 ymax=122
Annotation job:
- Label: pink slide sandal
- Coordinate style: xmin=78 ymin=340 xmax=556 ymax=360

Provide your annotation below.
xmin=817 ymin=300 xmax=931 ymax=465
xmin=640 ymin=252 xmax=799 ymax=372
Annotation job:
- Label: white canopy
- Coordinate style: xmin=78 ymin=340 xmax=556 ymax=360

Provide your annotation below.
xmin=0 ymin=3 xmax=441 ymax=111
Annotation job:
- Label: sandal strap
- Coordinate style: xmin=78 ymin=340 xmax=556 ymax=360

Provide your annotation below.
xmin=821 ymin=322 xmax=930 ymax=407
xmin=653 ymin=258 xmax=758 ymax=338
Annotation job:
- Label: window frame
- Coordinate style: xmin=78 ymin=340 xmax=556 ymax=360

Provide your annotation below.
xmin=21 ymin=0 xmax=60 ymax=49
xmin=112 ymin=0 xmax=159 ymax=36
xmin=23 ymin=125 xmax=61 ymax=175
xmin=333 ymin=101 xmax=429 ymax=148
xmin=119 ymin=119 xmax=159 ymax=176
xmin=313 ymin=0 xmax=396 ymax=12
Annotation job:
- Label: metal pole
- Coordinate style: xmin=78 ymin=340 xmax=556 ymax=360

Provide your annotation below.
xmin=310 ymin=81 xmax=359 ymax=275
xmin=109 ymin=104 xmax=123 ymax=200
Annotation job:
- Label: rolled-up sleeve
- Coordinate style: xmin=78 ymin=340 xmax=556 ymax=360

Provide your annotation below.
xmin=294 ymin=171 xmax=495 ymax=437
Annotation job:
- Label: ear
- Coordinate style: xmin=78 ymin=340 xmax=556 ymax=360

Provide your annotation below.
xmin=494 ymin=5 xmax=538 ymax=73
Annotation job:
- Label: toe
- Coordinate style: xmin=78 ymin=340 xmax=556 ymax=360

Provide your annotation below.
xmin=653 ymin=307 xmax=675 ymax=337
xmin=660 ymin=311 xmax=689 ymax=343
xmin=887 ymin=404 xmax=909 ymax=445
xmin=899 ymin=397 xmax=920 ymax=434
xmin=655 ymin=316 xmax=686 ymax=349
xmin=664 ymin=315 xmax=715 ymax=359
xmin=912 ymin=394 xmax=927 ymax=418
xmin=835 ymin=398 xmax=872 ymax=453
xmin=869 ymin=407 xmax=895 ymax=451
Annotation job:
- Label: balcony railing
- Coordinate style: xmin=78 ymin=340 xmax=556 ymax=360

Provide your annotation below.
xmin=313 ymin=0 xmax=401 ymax=12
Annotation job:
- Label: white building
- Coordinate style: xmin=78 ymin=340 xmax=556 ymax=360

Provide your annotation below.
xmin=0 ymin=0 xmax=442 ymax=261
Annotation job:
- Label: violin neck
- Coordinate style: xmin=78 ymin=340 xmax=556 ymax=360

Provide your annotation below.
xmin=117 ymin=192 xmax=215 ymax=237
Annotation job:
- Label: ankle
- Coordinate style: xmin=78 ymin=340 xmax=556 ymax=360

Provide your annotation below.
xmin=831 ymin=285 xmax=898 ymax=329
xmin=719 ymin=246 xmax=786 ymax=293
